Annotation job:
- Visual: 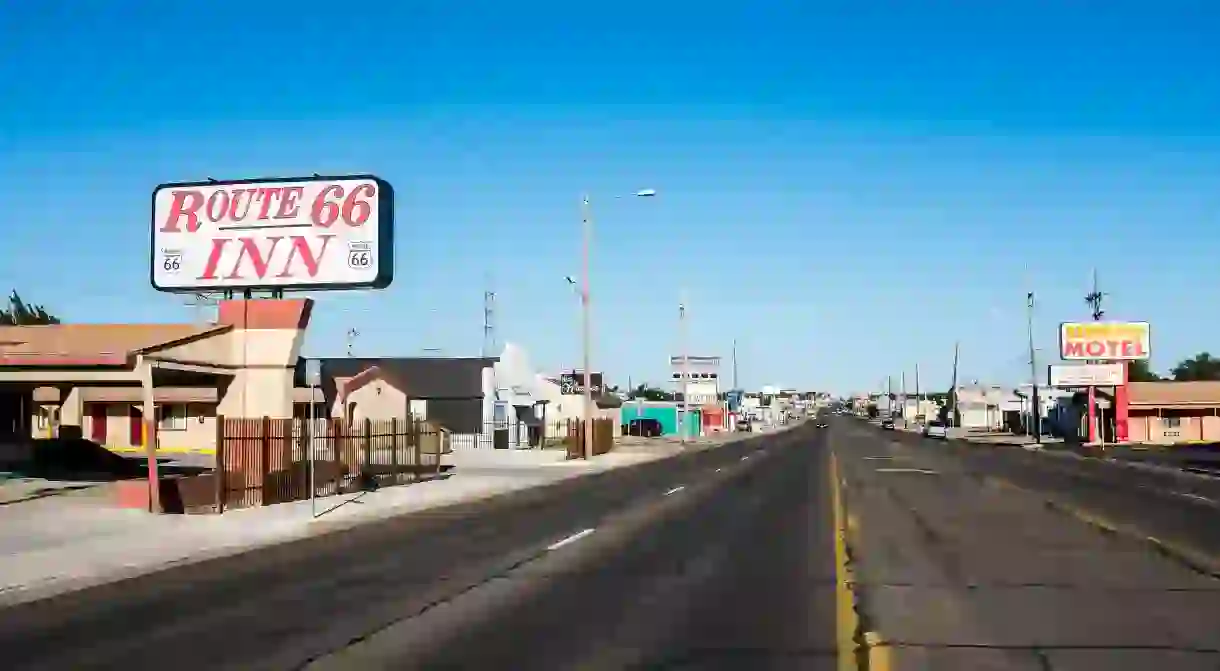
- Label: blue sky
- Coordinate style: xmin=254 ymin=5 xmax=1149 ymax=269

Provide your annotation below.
xmin=2 ymin=1 xmax=1218 ymax=394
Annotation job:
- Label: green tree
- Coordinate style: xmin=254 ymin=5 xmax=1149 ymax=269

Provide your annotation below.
xmin=628 ymin=384 xmax=674 ymax=402
xmin=0 ymin=291 xmax=60 ymax=325
xmin=1127 ymin=359 xmax=1162 ymax=382
xmin=1171 ymin=353 xmax=1220 ymax=381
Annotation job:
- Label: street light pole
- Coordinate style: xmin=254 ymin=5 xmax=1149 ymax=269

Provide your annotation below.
xmin=679 ymin=293 xmax=688 ymax=445
xmin=576 ymin=189 xmax=656 ymax=459
xmin=580 ymin=194 xmax=594 ymax=460
xmin=1027 ymin=292 xmax=1041 ymax=443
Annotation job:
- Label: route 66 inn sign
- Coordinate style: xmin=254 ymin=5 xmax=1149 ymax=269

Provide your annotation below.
xmin=150 ymin=174 xmax=395 ymax=292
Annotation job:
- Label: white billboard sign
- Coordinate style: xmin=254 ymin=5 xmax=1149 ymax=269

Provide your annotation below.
xmin=1049 ymin=363 xmax=1125 ymax=387
xmin=683 ymin=380 xmax=719 ymax=406
xmin=151 ymin=174 xmax=394 ymax=292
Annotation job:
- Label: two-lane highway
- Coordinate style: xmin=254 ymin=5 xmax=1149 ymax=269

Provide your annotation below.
xmin=8 ymin=413 xmax=1216 ymax=670
xmin=0 ymin=424 xmax=845 ymax=671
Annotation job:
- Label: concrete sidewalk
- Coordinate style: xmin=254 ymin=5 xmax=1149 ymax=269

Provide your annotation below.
xmin=0 ymin=438 xmax=749 ymax=608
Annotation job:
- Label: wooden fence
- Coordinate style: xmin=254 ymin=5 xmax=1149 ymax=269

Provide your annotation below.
xmin=215 ymin=416 xmax=449 ymax=511
xmin=564 ymin=418 xmax=616 ymax=459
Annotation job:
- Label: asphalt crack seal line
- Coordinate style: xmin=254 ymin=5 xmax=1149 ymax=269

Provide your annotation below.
xmin=829 ymin=451 xmax=890 ymax=671
xmin=989 ymin=477 xmax=1220 ymax=581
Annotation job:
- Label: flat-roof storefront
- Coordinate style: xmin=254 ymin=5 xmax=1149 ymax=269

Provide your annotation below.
xmin=1127 ymin=381 xmax=1220 ymax=445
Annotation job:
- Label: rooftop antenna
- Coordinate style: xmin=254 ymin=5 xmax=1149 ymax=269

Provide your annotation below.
xmin=1085 ymin=268 xmax=1106 ymax=322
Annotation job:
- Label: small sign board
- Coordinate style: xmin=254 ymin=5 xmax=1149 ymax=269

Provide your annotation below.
xmin=304 ymin=359 xmax=322 ymax=387
xmin=1049 ymin=363 xmax=1125 ymax=388
xmin=559 ymin=372 xmax=603 ymax=395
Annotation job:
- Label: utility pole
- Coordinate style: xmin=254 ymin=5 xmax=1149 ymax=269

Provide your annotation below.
xmin=580 ymin=195 xmax=594 ymax=460
xmin=1027 ymin=292 xmax=1041 ymax=442
xmin=914 ymin=363 xmax=922 ymax=423
xmin=900 ymin=371 xmax=907 ymax=419
xmin=949 ymin=341 xmax=960 ymax=428
xmin=679 ymin=292 xmax=688 ymax=445
xmin=886 ymin=375 xmax=893 ymax=416
xmin=1084 ymin=268 xmax=1105 ymax=444
xmin=732 ymin=338 xmax=739 ymax=390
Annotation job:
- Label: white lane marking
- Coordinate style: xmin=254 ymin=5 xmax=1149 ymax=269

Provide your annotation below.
xmin=863 ymin=456 xmax=895 ymax=460
xmin=741 ymin=456 xmax=750 ymax=461
xmin=547 ymin=528 xmax=596 ymax=551
xmin=1172 ymin=491 xmax=1217 ymax=504
xmin=663 ymin=485 xmax=686 ymax=496
xmin=875 ymin=468 xmax=938 ymax=474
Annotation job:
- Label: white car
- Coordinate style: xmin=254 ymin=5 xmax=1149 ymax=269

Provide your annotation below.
xmin=923 ymin=421 xmax=948 ymax=439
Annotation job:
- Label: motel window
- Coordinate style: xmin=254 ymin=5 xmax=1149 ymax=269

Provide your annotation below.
xmin=1164 ymin=417 xmax=1182 ymax=429
xmin=157 ymin=404 xmax=188 ymax=432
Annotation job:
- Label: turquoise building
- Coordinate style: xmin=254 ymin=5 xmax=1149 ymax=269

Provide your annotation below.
xmin=620 ymin=402 xmax=700 ymax=437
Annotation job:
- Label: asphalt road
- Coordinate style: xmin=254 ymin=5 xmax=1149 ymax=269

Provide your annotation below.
xmin=836 ymin=417 xmax=1220 ymax=670
xmin=0 ymin=423 xmax=842 ymax=671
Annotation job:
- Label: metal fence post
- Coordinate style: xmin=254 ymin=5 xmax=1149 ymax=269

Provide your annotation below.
xmin=214 ymin=414 xmax=225 ymax=514
xmin=412 ymin=419 xmax=421 ymax=477
xmin=259 ymin=416 xmax=271 ymax=506
xmin=390 ymin=417 xmax=400 ymax=485
xmin=331 ymin=418 xmax=342 ymax=494
xmin=362 ymin=416 xmax=372 ymax=471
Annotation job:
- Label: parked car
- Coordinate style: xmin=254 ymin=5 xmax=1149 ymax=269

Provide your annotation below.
xmin=622 ymin=418 xmax=663 ymax=437
xmin=880 ymin=418 xmax=895 ymax=430
xmin=923 ymin=420 xmax=948 ymax=439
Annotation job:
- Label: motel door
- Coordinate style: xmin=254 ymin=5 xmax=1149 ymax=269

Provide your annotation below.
xmin=129 ymin=406 xmax=143 ymax=446
xmin=90 ymin=404 xmax=107 ymax=443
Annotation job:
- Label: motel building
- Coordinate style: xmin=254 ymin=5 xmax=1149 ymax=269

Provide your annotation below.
xmin=1127 ymin=381 xmax=1220 ymax=445
xmin=0 ymin=299 xmax=316 ymax=454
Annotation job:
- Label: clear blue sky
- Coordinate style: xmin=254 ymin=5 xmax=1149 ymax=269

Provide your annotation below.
xmin=2 ymin=1 xmax=1218 ymax=394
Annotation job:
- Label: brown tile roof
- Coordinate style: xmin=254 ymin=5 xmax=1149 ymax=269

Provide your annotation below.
xmin=0 ymin=324 xmax=225 ymax=366
xmin=1129 ymin=381 xmax=1220 ymax=407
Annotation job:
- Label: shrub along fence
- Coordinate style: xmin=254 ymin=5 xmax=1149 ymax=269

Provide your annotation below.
xmin=214 ymin=416 xmax=449 ymax=512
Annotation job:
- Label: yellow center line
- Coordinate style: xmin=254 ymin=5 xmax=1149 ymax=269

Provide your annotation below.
xmin=830 ymin=451 xmax=891 ymax=671
xmin=830 ymin=451 xmax=858 ymax=671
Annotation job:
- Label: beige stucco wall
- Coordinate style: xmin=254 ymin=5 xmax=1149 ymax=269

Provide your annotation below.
xmin=1129 ymin=413 xmax=1220 ymax=444
xmin=338 ymin=381 xmax=407 ymax=421
xmin=154 ymin=326 xmax=305 ymax=420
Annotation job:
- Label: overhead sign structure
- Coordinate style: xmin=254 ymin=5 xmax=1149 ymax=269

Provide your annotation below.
xmin=1049 ymin=363 xmax=1125 ymax=388
xmin=151 ymin=174 xmax=394 ymax=292
xmin=1059 ymin=321 xmax=1150 ymax=361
